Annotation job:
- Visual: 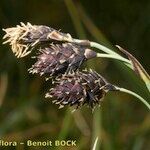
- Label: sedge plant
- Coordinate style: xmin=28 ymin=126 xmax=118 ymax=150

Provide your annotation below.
xmin=2 ymin=22 xmax=150 ymax=111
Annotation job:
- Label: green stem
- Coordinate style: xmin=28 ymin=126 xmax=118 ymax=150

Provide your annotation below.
xmin=92 ymin=137 xmax=99 ymax=150
xmin=97 ymin=53 xmax=131 ymax=68
xmin=71 ymin=39 xmax=150 ymax=93
xmin=92 ymin=108 xmax=101 ymax=150
xmin=91 ymin=41 xmax=118 ymax=55
xmin=115 ymin=87 xmax=150 ymax=110
xmin=72 ymin=39 xmax=131 ymax=67
xmin=90 ymin=42 xmax=131 ymax=64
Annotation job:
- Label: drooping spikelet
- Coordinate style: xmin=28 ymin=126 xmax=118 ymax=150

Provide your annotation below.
xmin=28 ymin=43 xmax=96 ymax=77
xmin=3 ymin=22 xmax=73 ymax=58
xmin=46 ymin=70 xmax=117 ymax=110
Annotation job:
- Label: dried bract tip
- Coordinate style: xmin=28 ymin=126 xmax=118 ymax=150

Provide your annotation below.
xmin=46 ymin=70 xmax=117 ymax=110
xmin=84 ymin=48 xmax=97 ymax=59
xmin=28 ymin=43 xmax=96 ymax=77
xmin=3 ymin=22 xmax=73 ymax=58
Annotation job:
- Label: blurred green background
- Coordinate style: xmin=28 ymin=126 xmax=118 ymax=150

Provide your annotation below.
xmin=0 ymin=0 xmax=150 ymax=150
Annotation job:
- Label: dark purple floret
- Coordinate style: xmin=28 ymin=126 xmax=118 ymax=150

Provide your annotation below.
xmin=46 ymin=70 xmax=117 ymax=110
xmin=28 ymin=43 xmax=96 ymax=77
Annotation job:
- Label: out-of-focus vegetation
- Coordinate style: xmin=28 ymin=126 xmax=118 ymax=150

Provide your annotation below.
xmin=0 ymin=0 xmax=149 ymax=150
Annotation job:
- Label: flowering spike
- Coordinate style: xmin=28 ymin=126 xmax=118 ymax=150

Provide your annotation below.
xmin=28 ymin=43 xmax=96 ymax=77
xmin=46 ymin=70 xmax=118 ymax=110
xmin=3 ymin=22 xmax=73 ymax=58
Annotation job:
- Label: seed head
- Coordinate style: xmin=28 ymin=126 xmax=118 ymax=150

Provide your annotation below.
xmin=46 ymin=70 xmax=117 ymax=110
xmin=28 ymin=43 xmax=96 ymax=77
xmin=3 ymin=22 xmax=72 ymax=58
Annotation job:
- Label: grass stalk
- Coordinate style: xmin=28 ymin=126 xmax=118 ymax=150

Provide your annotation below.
xmin=92 ymin=137 xmax=99 ymax=150
xmin=115 ymin=87 xmax=150 ymax=110
xmin=97 ymin=53 xmax=131 ymax=67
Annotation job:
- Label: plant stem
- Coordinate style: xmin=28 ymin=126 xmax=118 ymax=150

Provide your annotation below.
xmin=72 ymin=39 xmax=131 ymax=66
xmin=90 ymin=42 xmax=131 ymax=64
xmin=115 ymin=87 xmax=150 ymax=110
xmin=70 ymin=38 xmax=150 ymax=99
xmin=92 ymin=137 xmax=99 ymax=150
xmin=92 ymin=108 xmax=101 ymax=150
xmin=97 ymin=53 xmax=131 ymax=68
xmin=90 ymin=41 xmax=118 ymax=55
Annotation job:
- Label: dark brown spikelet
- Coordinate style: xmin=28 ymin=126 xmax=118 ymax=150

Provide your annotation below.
xmin=28 ymin=43 xmax=96 ymax=77
xmin=46 ymin=70 xmax=117 ymax=110
xmin=3 ymin=22 xmax=72 ymax=58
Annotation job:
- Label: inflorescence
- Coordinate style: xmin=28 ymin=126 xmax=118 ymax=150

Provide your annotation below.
xmin=3 ymin=22 xmax=118 ymax=110
xmin=46 ymin=70 xmax=117 ymax=109
xmin=3 ymin=22 xmax=73 ymax=58
xmin=28 ymin=43 xmax=96 ymax=77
